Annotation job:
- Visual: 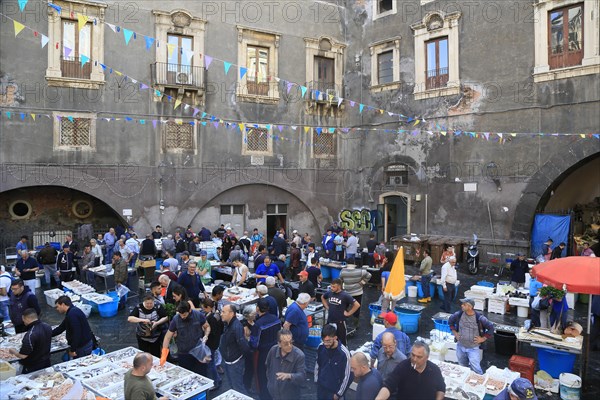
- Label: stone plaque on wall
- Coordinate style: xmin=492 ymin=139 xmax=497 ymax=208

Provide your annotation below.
xmin=251 ymin=155 xmax=264 ymax=166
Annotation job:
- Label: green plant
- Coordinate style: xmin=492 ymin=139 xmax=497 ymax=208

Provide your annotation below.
xmin=164 ymin=303 xmax=176 ymax=319
xmin=540 ymin=286 xmax=565 ymax=300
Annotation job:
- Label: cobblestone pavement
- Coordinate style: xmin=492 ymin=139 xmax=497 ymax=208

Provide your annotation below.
xmin=35 ymin=263 xmax=599 ymax=400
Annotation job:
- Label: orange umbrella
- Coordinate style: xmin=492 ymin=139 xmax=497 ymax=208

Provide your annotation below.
xmin=532 ymin=256 xmax=600 ymax=294
xmin=384 ymin=247 xmax=406 ymax=298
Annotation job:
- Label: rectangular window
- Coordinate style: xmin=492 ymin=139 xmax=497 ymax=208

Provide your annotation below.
xmin=245 ymin=127 xmax=269 ymax=153
xmin=164 ymin=121 xmax=194 ymax=150
xmin=548 ymin=4 xmax=583 ymax=69
xmin=60 ymin=117 xmax=91 ymax=146
xmin=378 ymin=50 xmax=394 ymax=85
xmin=425 ymin=37 xmax=449 ymax=90
xmin=313 ymin=130 xmax=336 ymax=158
xmin=221 ymin=205 xmax=244 ymax=215
xmin=267 ymin=204 xmax=287 ymax=214
xmin=246 ymin=45 xmax=270 ymax=96
xmin=61 ymin=19 xmax=91 ymax=79
xmin=314 ymin=56 xmax=335 ymax=92
xmin=378 ymin=0 xmax=393 ymax=13
xmin=232 ymin=205 xmax=245 ymax=215
xmin=220 ymin=205 xmax=231 ymax=215
xmin=166 ymin=34 xmax=194 ymax=85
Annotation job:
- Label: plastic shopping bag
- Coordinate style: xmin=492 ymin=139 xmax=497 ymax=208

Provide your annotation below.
xmin=189 ymin=339 xmax=212 ymax=363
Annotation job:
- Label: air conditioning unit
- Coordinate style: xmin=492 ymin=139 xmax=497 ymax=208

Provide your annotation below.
xmin=389 ymin=175 xmax=406 ymax=185
xmin=311 ymin=90 xmax=323 ymax=102
xmin=176 ymin=72 xmax=189 ymax=84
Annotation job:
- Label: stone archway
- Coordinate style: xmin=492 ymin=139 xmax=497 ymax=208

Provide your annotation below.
xmin=510 ymin=146 xmax=600 ymax=241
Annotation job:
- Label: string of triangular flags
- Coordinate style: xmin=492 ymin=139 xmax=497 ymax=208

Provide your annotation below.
xmin=2 ymin=107 xmax=599 ymax=143
xmin=2 ymin=12 xmax=598 ymax=142
xmin=36 ymin=1 xmax=418 ymax=122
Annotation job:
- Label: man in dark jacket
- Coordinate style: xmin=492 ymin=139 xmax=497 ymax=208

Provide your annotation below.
xmin=37 ymin=242 xmax=59 ymax=288
xmin=139 ymin=234 xmax=157 ymax=259
xmin=315 ymin=324 xmax=352 ymax=400
xmin=220 ymin=304 xmax=251 ymax=395
xmin=271 ymin=234 xmax=288 ymax=258
xmin=9 ymin=279 xmax=41 ymax=333
xmin=56 ymin=244 xmax=75 ymax=284
xmin=510 ymin=253 xmax=529 ymax=288
xmin=551 ymin=242 xmax=566 ymax=260
xmin=52 ymin=296 xmax=95 ymax=359
xmin=250 ymin=298 xmax=281 ymax=400
xmin=199 ymin=227 xmax=212 ymax=242
xmin=8 ymin=308 xmax=52 ymax=373
xmin=15 ymin=251 xmax=39 ymax=293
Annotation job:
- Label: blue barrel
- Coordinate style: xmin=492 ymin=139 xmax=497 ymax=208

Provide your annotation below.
xmin=394 ymin=308 xmax=421 ymax=334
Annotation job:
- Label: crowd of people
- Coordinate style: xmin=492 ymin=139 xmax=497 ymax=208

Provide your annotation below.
xmin=2 ymin=225 xmax=597 ymax=400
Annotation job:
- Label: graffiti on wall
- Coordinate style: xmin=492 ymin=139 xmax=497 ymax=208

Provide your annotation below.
xmin=339 ymin=208 xmax=376 ymax=231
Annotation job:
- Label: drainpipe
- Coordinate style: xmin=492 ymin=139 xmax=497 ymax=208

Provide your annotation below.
xmin=487 ymin=200 xmax=498 ymax=253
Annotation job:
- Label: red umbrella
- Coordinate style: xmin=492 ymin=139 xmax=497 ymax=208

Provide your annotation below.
xmin=532 ymin=256 xmax=600 ymax=294
xmin=532 ymin=256 xmax=600 ymax=383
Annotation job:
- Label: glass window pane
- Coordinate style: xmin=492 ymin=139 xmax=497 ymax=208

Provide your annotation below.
xmin=220 ymin=205 xmax=231 ymax=215
xmin=167 ymin=35 xmax=179 ymax=64
xmin=79 ymin=24 xmax=91 ymax=57
xmin=232 ymin=205 xmax=245 ymax=214
xmin=258 ymin=49 xmax=268 ymax=83
xmin=247 ymin=46 xmax=257 ymax=82
xmin=550 ymin=11 xmax=564 ymax=53
xmin=426 ymin=41 xmax=436 ymax=71
xmin=568 ymin=6 xmax=582 ymax=51
xmin=267 ymin=204 xmax=277 ymax=214
xmin=378 ymin=50 xmax=394 ymax=84
xmin=62 ymin=21 xmax=75 ymax=54
xmin=278 ymin=204 xmax=287 ymax=214
xmin=439 ymin=39 xmax=448 ymax=69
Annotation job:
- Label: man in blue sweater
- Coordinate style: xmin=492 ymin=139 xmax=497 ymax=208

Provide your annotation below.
xmin=315 ymin=324 xmax=352 ymax=400
xmin=220 ymin=304 xmax=251 ymax=395
xmin=52 ymin=296 xmax=95 ymax=359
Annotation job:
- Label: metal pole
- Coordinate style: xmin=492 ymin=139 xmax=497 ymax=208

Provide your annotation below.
xmin=425 ymin=194 xmax=428 ymax=235
xmin=487 ymin=201 xmax=498 ymax=253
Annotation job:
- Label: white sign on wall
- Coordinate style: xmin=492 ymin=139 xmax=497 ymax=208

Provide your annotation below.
xmin=464 ymin=183 xmax=477 ymax=192
xmin=122 ymin=209 xmax=133 ymax=216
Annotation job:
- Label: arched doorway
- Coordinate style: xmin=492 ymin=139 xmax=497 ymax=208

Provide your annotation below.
xmin=0 ymin=186 xmax=125 ymax=253
xmin=377 ymin=192 xmax=411 ymax=242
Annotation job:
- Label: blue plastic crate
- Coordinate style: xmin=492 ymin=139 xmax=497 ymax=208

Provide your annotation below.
xmin=98 ymin=292 xmax=119 ymax=318
xmin=369 ymin=303 xmax=382 ymax=325
xmin=537 ymin=348 xmax=576 ymax=378
xmin=433 ymin=319 xmax=451 ymax=333
xmin=477 ymin=281 xmax=494 ymax=288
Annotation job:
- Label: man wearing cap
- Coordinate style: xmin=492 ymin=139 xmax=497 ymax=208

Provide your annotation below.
xmin=284 ymin=293 xmax=310 ymax=352
xmin=509 ymin=254 xmax=528 ymax=288
xmin=370 ymin=312 xmax=411 ymax=362
xmin=291 ymin=230 xmax=302 ymax=248
xmin=448 ymin=298 xmax=494 ymax=375
xmin=196 ymin=251 xmax=213 ymax=285
xmin=163 ymin=250 xmax=179 ymax=274
xmin=160 ymin=260 xmax=178 ymax=281
xmin=297 ymin=270 xmax=315 ymax=299
xmin=322 ymin=278 xmax=360 ymax=346
xmin=493 ymin=377 xmax=538 ymax=400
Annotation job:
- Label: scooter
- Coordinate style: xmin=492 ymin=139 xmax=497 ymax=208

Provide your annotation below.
xmin=466 ymin=234 xmax=480 ymax=275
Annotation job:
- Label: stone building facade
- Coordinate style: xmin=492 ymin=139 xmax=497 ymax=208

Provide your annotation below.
xmin=1 ymin=0 xmax=598 ymax=253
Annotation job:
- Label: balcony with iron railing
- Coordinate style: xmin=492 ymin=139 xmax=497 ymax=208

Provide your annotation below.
xmin=425 ymin=67 xmax=449 ymax=90
xmin=307 ymin=81 xmax=344 ymax=104
xmin=151 ymin=62 xmax=206 ymax=90
xmin=61 ymin=56 xmax=92 ymax=79
xmin=548 ymin=40 xmax=583 ymax=69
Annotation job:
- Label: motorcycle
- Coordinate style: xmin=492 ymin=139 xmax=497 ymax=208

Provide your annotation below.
xmin=466 ymin=234 xmax=480 ymax=275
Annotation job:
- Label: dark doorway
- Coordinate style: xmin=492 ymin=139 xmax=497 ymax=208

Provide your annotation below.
xmin=267 ymin=215 xmax=287 ymax=242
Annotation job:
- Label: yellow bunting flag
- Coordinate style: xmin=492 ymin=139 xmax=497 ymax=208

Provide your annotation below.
xmin=175 ymin=119 xmax=183 ymax=125
xmin=31 ymin=113 xmax=36 ymax=121
xmin=167 ymin=44 xmax=176 ymax=59
xmin=13 ymin=21 xmax=25 ymax=37
xmin=238 ymin=123 xmax=245 ymax=132
xmin=77 ymin=14 xmax=89 ymax=31
xmin=174 ymin=99 xmax=182 ymax=109
xmin=304 ymin=127 xmax=310 ymax=134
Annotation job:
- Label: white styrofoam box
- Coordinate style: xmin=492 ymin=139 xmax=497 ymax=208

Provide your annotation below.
xmin=470 ymin=285 xmax=495 ymax=295
xmin=430 ymin=351 xmax=445 ymax=362
xmin=488 ymin=299 xmax=507 ymax=315
xmin=474 ymin=298 xmax=486 ymax=311
xmin=372 ymin=323 xmax=385 ymax=341
xmin=464 ymin=290 xmax=488 ymax=300
xmin=508 ymin=297 xmax=530 ymax=307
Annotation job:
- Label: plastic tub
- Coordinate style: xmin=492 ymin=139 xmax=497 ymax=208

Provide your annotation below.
xmin=477 ymin=281 xmax=494 ymax=288
xmin=305 ymin=336 xmax=321 ymax=348
xmin=320 ymin=265 xmax=331 ymax=280
xmin=369 ymin=303 xmax=382 ymax=325
xmin=537 ymin=348 xmax=576 ymax=378
xmin=433 ymin=319 xmax=451 ymax=333
xmin=330 ymin=267 xmax=342 ymax=280
xmin=395 ymin=308 xmax=421 ymax=334
xmin=407 ymin=286 xmax=418 ymax=298
xmin=559 ymin=373 xmax=581 ymax=400
xmin=494 ymin=331 xmax=517 ymax=356
xmin=98 ymin=292 xmax=120 ymax=318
